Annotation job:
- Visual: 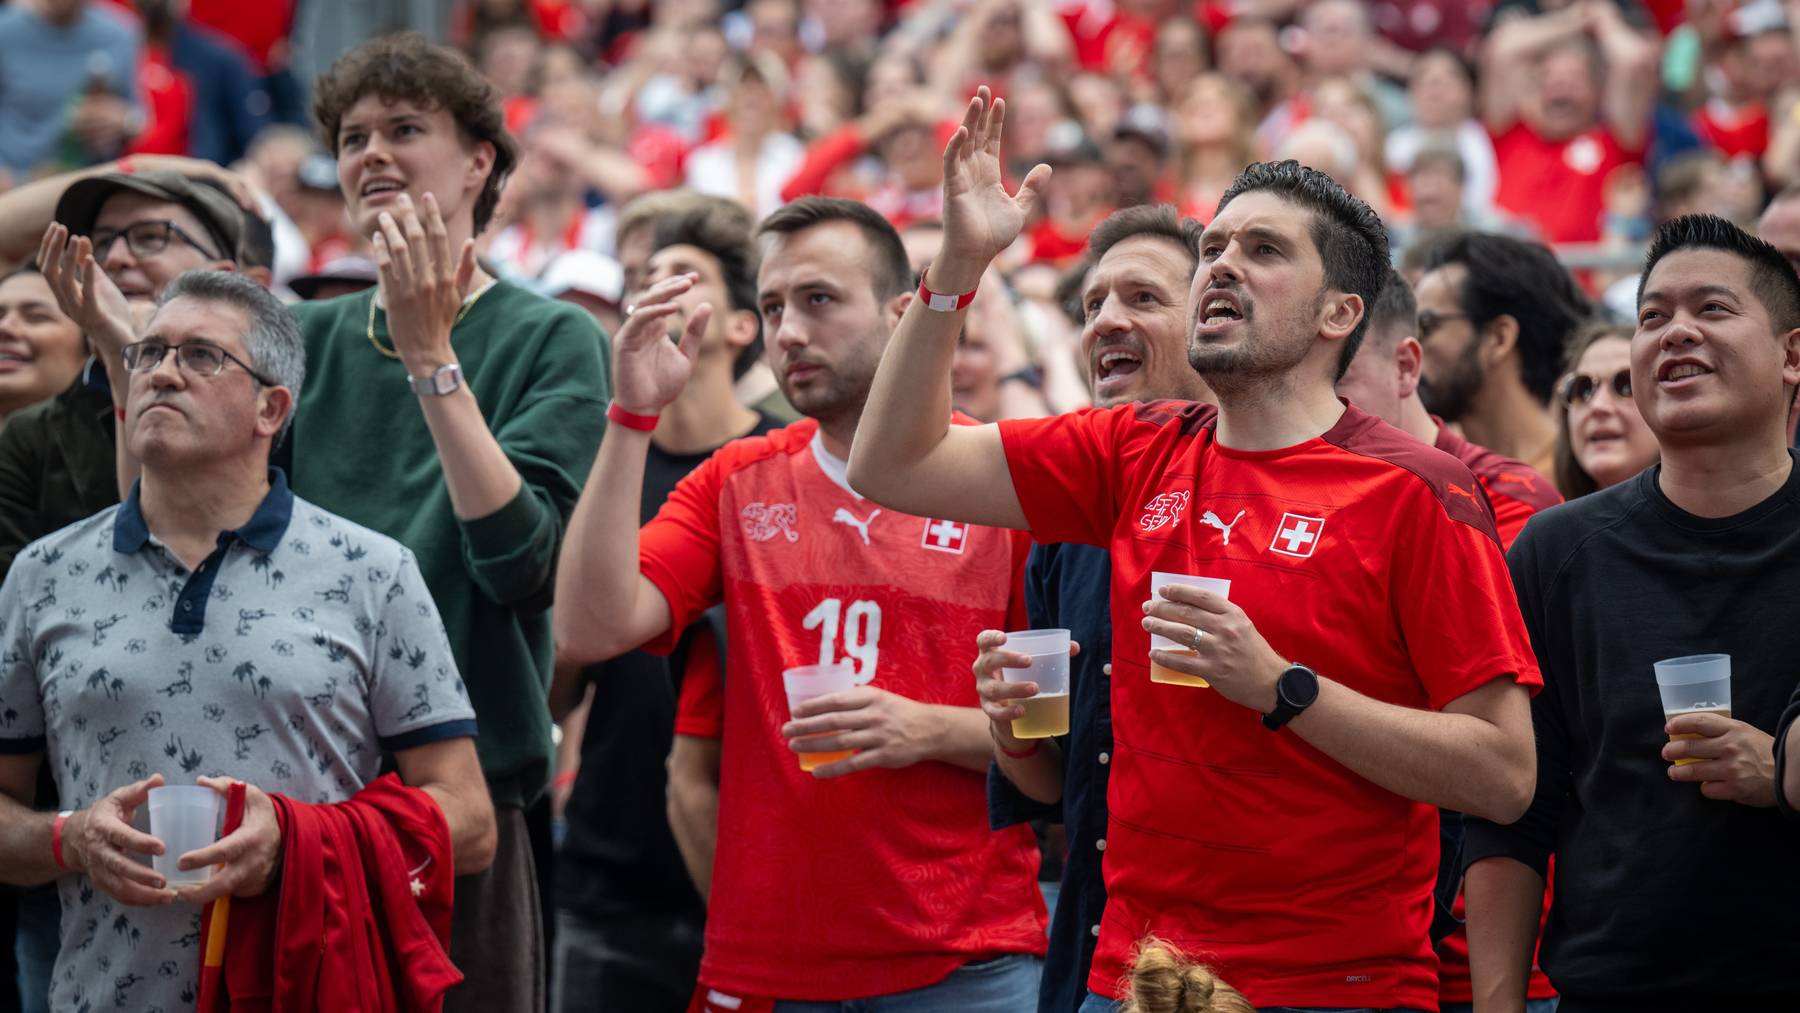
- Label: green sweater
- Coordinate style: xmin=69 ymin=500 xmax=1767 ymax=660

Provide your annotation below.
xmin=288 ymin=281 xmax=610 ymax=807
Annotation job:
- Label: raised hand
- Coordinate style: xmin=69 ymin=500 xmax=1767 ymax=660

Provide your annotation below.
xmin=931 ymin=85 xmax=1052 ymax=293
xmin=37 ymin=222 xmax=137 ymax=362
xmin=610 ymin=273 xmax=712 ymax=416
xmin=372 ymin=191 xmax=477 ymax=375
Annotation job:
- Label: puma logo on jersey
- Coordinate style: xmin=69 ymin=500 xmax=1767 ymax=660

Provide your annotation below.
xmin=1496 ymin=470 xmax=1539 ymax=493
xmin=740 ymin=502 xmax=800 ymax=543
xmin=1198 ymin=508 xmax=1246 ymax=545
xmin=832 ymin=507 xmax=881 ymax=544
xmin=1447 ymin=483 xmax=1481 ymax=506
xmin=1138 ymin=491 xmax=1190 ymax=532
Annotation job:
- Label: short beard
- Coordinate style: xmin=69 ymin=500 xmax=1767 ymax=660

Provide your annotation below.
xmin=779 ymin=363 xmax=876 ymax=431
xmin=1418 ymin=337 xmax=1485 ymax=422
xmin=1186 ymin=294 xmax=1314 ymax=395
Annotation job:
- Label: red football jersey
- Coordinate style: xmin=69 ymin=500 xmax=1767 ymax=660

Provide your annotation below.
xmin=997 ymin=401 xmax=1541 ymax=1010
xmin=642 ymin=418 xmax=1045 ymax=1001
xmin=1492 ymin=121 xmax=1642 ymax=244
xmin=1433 ymin=421 xmax=1562 ymax=550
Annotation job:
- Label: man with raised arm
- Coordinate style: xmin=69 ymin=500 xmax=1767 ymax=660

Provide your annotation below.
xmin=848 ymin=87 xmax=1541 ymax=1013
xmin=555 ymin=195 xmax=1045 ymax=1011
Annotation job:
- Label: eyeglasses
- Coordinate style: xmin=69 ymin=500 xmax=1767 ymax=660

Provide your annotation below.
xmin=89 ymin=220 xmax=222 ymax=262
xmin=121 ymin=339 xmax=275 ymax=386
xmin=1560 ymin=368 xmax=1632 ymax=407
xmin=1416 ymin=311 xmax=1471 ymax=341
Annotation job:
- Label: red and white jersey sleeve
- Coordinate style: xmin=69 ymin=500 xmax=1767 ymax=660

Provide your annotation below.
xmin=641 ymin=418 xmax=1045 ymax=1002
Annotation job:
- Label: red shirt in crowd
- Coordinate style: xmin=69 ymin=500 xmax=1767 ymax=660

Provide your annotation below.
xmin=1694 ymin=99 xmax=1770 ymax=160
xmin=186 ymin=0 xmax=293 ymax=73
xmin=1433 ymin=421 xmax=1562 ymax=550
xmin=996 ymin=400 xmax=1541 ymax=1010
xmin=1491 ymin=120 xmax=1642 ymax=245
xmin=645 ymin=418 xmax=1046 ymax=1002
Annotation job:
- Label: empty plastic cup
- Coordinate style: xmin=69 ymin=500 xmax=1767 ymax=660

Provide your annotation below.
xmin=1148 ymin=572 xmax=1232 ymax=687
xmin=783 ymin=662 xmax=859 ymax=772
xmin=1653 ymin=654 xmax=1732 ymax=766
xmin=147 ymin=785 xmax=222 ymax=885
xmin=1001 ymin=629 xmax=1072 ymax=739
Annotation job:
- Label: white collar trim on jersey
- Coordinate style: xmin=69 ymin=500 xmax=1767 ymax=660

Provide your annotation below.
xmin=810 ymin=431 xmax=863 ymax=500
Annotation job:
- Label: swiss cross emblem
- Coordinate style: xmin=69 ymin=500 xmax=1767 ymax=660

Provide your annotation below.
xmin=921 ymin=518 xmax=969 ymax=554
xmin=1269 ymin=512 xmax=1325 ymax=558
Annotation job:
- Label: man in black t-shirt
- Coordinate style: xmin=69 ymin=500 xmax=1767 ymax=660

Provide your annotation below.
xmin=1465 ymin=215 xmax=1800 ymax=1011
xmin=548 ymin=197 xmax=774 ymax=1013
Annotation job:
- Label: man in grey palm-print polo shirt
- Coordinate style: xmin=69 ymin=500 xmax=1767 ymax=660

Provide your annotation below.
xmin=0 ymin=270 xmax=495 ymax=1013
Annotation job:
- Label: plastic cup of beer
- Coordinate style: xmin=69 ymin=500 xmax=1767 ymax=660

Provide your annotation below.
xmin=147 ymin=784 xmax=222 ymax=885
xmin=1000 ymin=629 xmax=1072 ymax=739
xmin=783 ymin=662 xmax=859 ymax=772
xmin=1148 ymin=573 xmax=1232 ymax=687
xmin=1653 ymin=654 xmax=1732 ymax=766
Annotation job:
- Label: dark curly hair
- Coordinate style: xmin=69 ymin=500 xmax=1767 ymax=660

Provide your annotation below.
xmin=1423 ymin=232 xmax=1589 ymax=407
xmin=1215 ymin=160 xmax=1390 ymax=380
xmin=312 ymin=32 xmax=518 ymax=236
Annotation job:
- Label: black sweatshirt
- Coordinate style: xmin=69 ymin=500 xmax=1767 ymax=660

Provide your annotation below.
xmin=1464 ymin=457 xmax=1800 ymax=1012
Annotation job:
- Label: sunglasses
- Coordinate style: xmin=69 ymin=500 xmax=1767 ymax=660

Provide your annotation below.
xmin=1560 ymin=368 xmax=1632 ymax=407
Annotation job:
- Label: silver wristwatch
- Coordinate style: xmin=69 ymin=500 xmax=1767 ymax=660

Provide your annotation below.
xmin=408 ymin=363 xmax=463 ymax=397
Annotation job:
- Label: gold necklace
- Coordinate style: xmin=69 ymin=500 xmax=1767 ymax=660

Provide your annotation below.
xmin=365 ymin=280 xmax=496 ymax=359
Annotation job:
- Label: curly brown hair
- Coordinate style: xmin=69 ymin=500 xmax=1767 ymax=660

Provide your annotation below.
xmin=311 ymin=32 xmax=518 ymax=236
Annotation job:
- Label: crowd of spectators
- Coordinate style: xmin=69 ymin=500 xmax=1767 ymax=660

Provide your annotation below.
xmin=0 ymin=1 xmax=1794 ymax=388
xmin=1 ymin=2 xmax=1799 ymax=1013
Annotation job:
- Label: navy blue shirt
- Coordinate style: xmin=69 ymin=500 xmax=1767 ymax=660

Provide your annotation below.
xmin=986 ymin=542 xmax=1112 ymax=1013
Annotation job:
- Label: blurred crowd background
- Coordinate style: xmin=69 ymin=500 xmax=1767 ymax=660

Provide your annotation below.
xmin=8 ymin=0 xmax=1799 ymax=425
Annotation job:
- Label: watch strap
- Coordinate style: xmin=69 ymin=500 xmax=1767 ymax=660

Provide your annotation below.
xmin=408 ymin=363 xmax=463 ymax=397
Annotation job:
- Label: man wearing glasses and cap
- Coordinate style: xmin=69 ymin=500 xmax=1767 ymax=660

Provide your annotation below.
xmin=1 ymin=168 xmax=252 ymax=579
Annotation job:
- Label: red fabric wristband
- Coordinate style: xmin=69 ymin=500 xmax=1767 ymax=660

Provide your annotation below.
xmin=115 ymin=406 xmax=125 ymax=422
xmin=916 ymin=276 xmax=977 ymax=312
xmin=551 ymin=769 xmax=577 ymax=790
xmin=998 ymin=741 xmax=1040 ymax=760
xmin=607 ymin=402 xmax=659 ymax=432
xmin=51 ymin=812 xmax=70 ymax=870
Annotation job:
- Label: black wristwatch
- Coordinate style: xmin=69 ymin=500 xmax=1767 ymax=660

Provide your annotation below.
xmin=1262 ymin=663 xmax=1319 ymax=731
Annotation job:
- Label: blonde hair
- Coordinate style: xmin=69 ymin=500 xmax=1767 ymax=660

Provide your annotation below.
xmin=1119 ymin=939 xmax=1256 ymax=1013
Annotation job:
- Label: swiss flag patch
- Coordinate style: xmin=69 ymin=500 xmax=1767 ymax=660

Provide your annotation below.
xmin=1269 ymin=512 xmax=1325 ymax=558
xmin=920 ymin=518 xmax=969 ymax=554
